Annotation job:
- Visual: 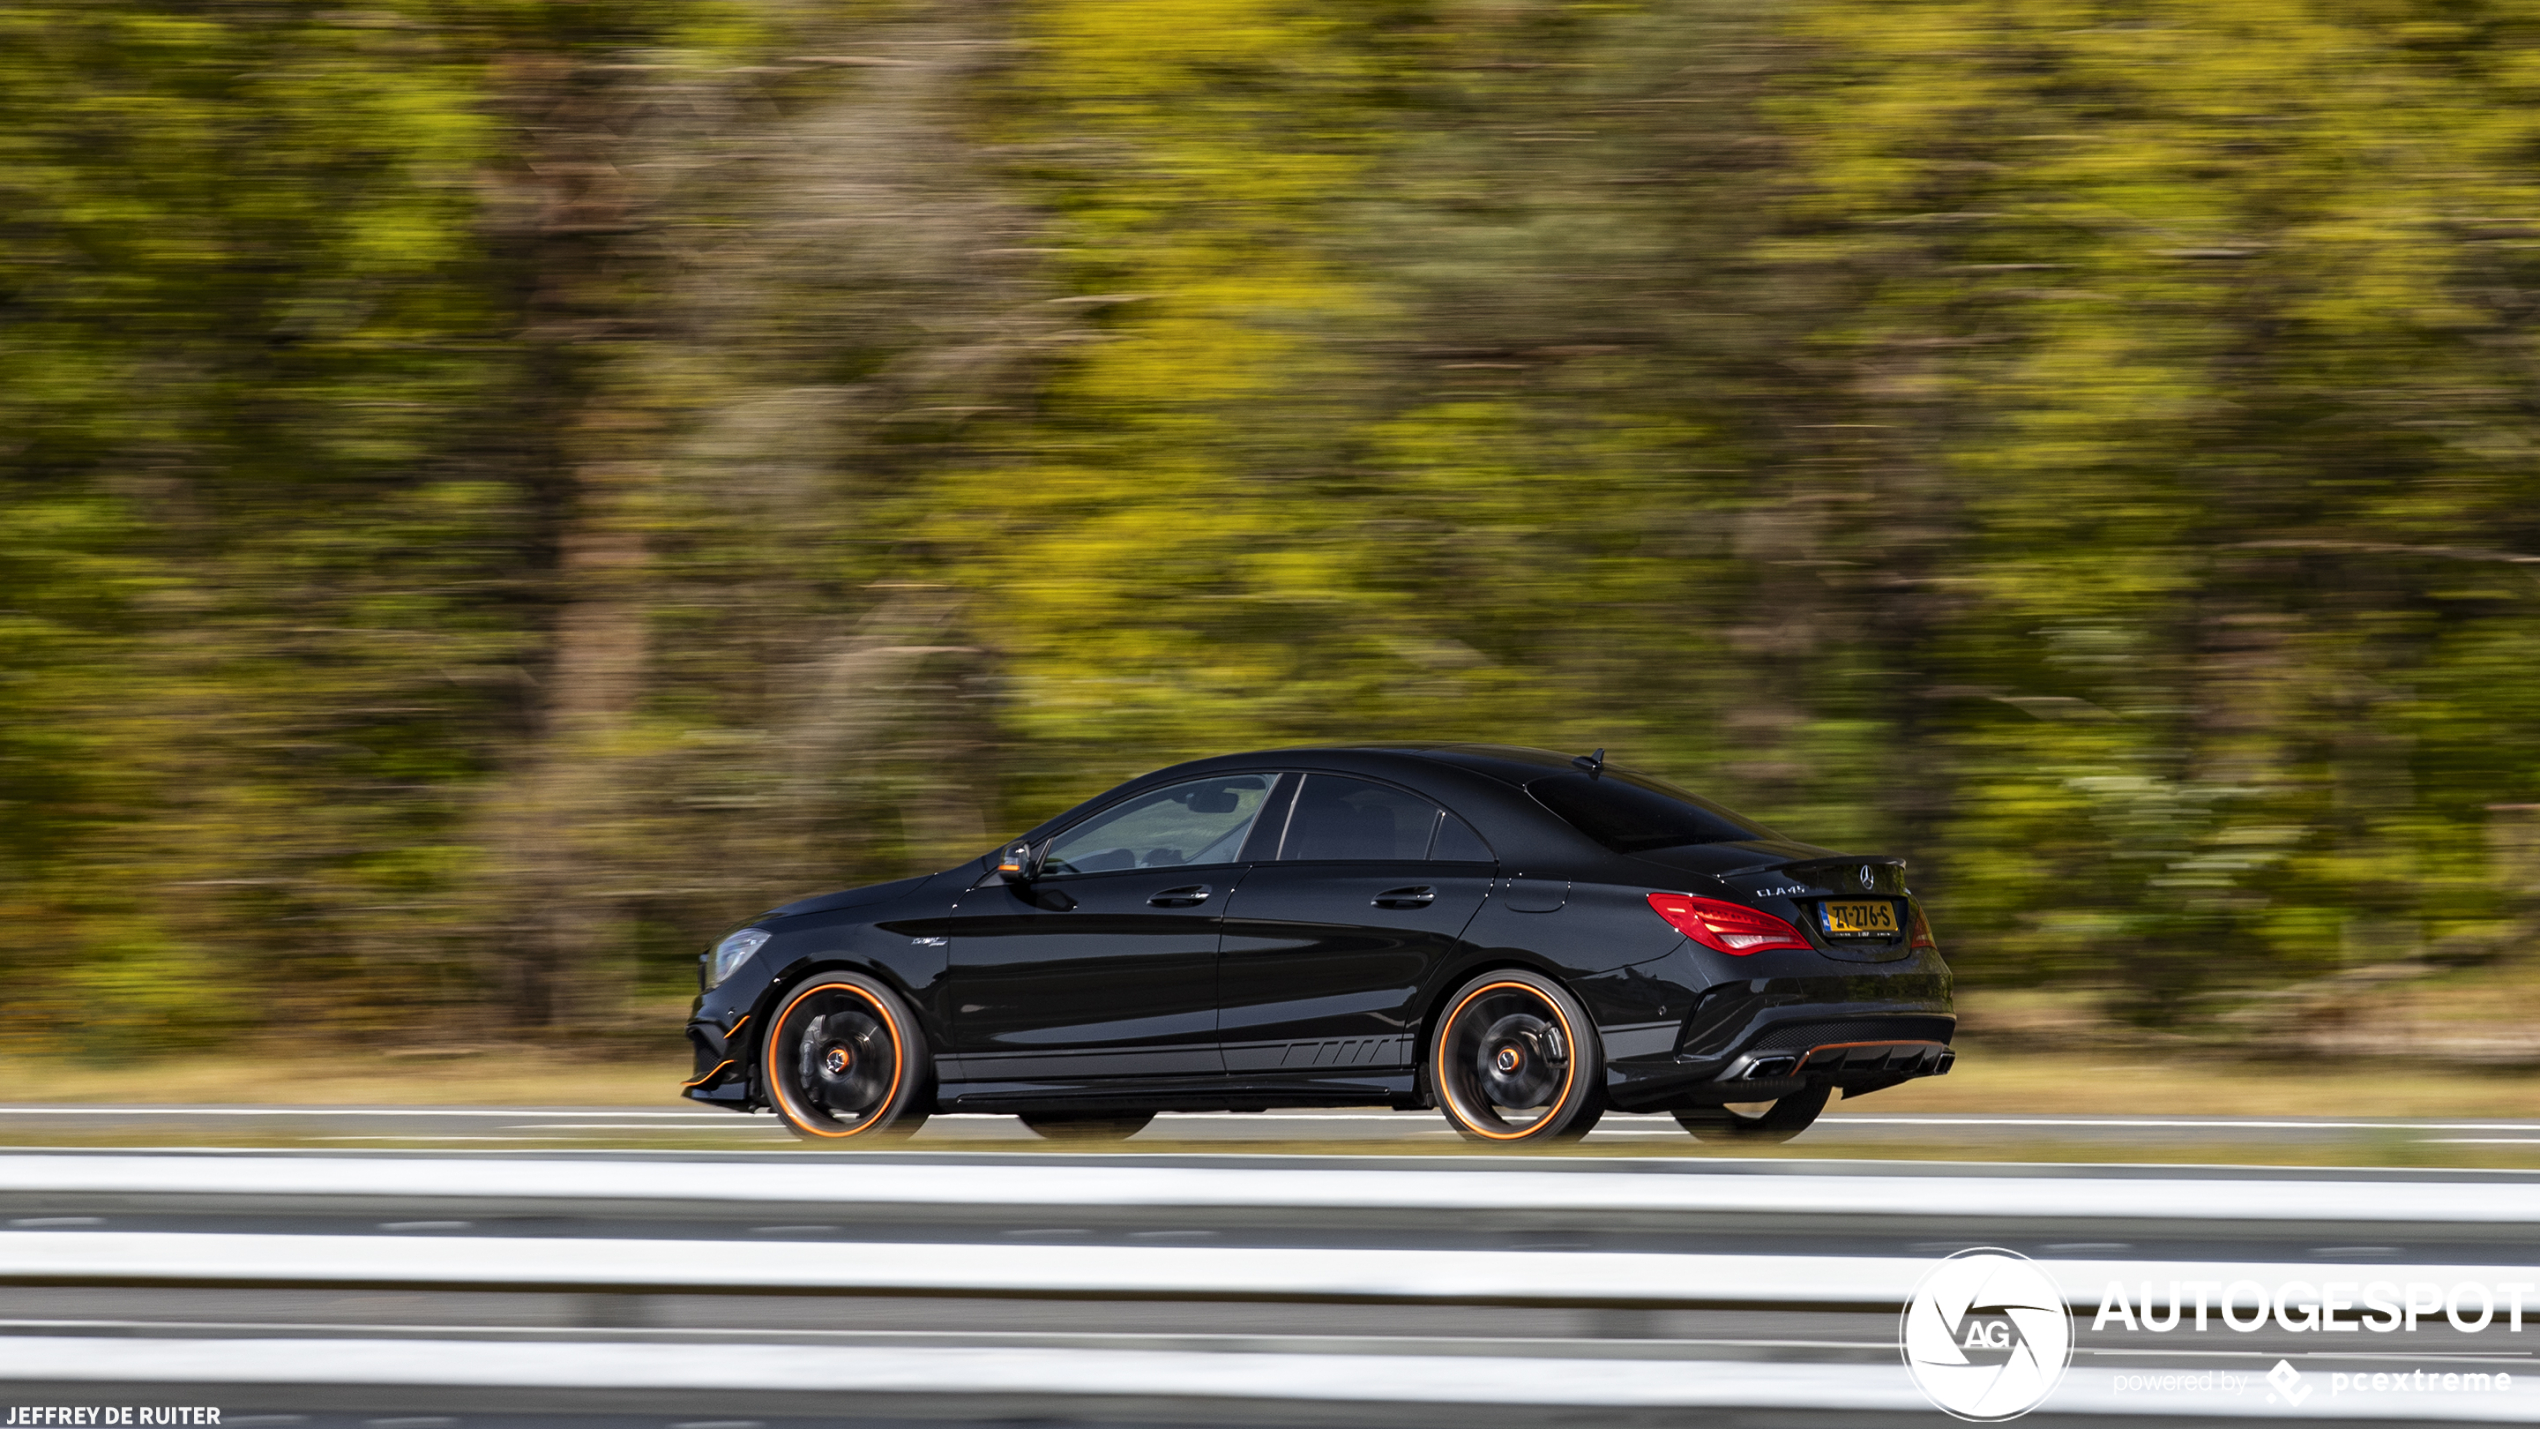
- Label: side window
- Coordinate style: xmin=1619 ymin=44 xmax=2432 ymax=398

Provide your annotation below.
xmin=1278 ymin=775 xmax=1444 ymax=862
xmin=1043 ymin=775 xmax=1275 ymax=876
xmin=1432 ymin=810 xmax=1494 ymax=862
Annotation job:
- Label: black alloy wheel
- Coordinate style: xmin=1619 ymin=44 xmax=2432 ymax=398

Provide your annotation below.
xmin=1674 ymin=1084 xmax=1830 ymax=1143
xmin=763 ymin=972 xmax=930 ymax=1142
xmin=1017 ymin=1111 xmax=1157 ymax=1142
xmin=1430 ymin=969 xmax=1605 ymax=1144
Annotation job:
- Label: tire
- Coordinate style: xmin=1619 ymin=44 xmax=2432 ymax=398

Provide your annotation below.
xmin=1018 ymin=1111 xmax=1155 ymax=1142
xmin=1674 ymin=1085 xmax=1829 ymax=1144
xmin=762 ymin=971 xmax=931 ymax=1143
xmin=1429 ymin=969 xmax=1606 ymax=1145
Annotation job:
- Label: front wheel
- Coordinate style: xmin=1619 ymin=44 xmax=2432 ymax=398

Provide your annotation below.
xmin=1674 ymin=1085 xmax=1829 ymax=1143
xmin=1430 ymin=969 xmax=1605 ymax=1145
xmin=762 ymin=972 xmax=931 ymax=1143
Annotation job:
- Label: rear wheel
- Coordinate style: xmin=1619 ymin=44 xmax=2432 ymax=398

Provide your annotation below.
xmin=1430 ymin=969 xmax=1605 ymax=1145
xmin=1018 ymin=1112 xmax=1155 ymax=1142
xmin=762 ymin=972 xmax=930 ymax=1143
xmin=1674 ymin=1085 xmax=1829 ymax=1143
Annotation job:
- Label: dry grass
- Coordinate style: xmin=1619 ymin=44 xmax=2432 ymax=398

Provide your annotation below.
xmin=1865 ymin=1044 xmax=2540 ymax=1119
xmin=0 ymin=1050 xmax=694 ymax=1107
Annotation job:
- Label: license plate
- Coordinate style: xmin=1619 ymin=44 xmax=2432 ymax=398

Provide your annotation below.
xmin=1819 ymin=900 xmax=1899 ymax=937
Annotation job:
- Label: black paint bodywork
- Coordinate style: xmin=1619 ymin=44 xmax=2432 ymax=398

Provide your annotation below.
xmin=682 ymin=744 xmax=1953 ymax=1116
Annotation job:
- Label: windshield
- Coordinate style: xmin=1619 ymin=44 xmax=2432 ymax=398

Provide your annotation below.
xmin=1525 ymin=769 xmax=1781 ymax=852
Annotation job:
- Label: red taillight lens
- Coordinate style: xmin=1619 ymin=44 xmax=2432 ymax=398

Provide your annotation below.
xmin=1645 ymin=892 xmax=1813 ymax=955
xmin=1909 ymin=906 xmax=1936 ymax=950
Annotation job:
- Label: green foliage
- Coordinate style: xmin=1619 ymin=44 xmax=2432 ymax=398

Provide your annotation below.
xmin=8 ymin=0 xmax=2540 ymax=1043
xmin=1770 ymin=0 xmax=2540 ymax=1013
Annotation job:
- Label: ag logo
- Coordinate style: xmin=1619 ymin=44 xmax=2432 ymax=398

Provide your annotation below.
xmin=1902 ymin=1248 xmax=2073 ymax=1421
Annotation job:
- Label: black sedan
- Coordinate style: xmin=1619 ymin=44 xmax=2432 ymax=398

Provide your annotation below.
xmin=682 ymin=744 xmax=1953 ymax=1146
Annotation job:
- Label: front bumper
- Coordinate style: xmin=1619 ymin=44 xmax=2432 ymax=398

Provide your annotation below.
xmin=682 ymin=1014 xmax=752 ymax=1107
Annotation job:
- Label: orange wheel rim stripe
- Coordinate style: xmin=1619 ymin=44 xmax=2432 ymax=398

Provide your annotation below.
xmin=765 ymin=980 xmax=905 ymax=1139
xmin=1438 ymin=979 xmax=1579 ymax=1141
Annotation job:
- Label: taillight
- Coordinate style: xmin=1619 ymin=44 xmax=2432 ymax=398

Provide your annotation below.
xmin=1909 ymin=906 xmax=1936 ymax=950
xmin=1645 ymin=892 xmax=1813 ymax=955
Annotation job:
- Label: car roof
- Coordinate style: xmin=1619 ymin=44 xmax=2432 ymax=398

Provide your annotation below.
xmin=1109 ymin=743 xmax=1590 ymax=794
xmin=1016 ymin=744 xmax=1603 ymax=860
xmin=1275 ymin=742 xmax=1583 ymax=784
xmin=1002 ymin=743 xmax=1836 ymax=883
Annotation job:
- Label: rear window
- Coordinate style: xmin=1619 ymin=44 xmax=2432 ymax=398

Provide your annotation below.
xmin=1525 ymin=770 xmax=1779 ymax=852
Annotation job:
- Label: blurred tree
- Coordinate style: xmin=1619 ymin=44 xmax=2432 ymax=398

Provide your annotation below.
xmin=0 ymin=1 xmax=530 ymax=1041
xmin=1768 ymin=0 xmax=2540 ymax=1017
xmin=9 ymin=0 xmax=2540 ymax=1051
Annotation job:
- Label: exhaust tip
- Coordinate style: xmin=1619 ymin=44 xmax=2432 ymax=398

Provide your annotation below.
xmin=1744 ymin=1053 xmax=1799 ymax=1079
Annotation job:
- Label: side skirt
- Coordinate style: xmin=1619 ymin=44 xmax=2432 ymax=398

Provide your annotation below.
xmin=938 ymin=1070 xmax=1419 ymax=1115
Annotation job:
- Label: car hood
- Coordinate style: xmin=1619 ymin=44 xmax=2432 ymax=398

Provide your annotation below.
xmin=1625 ymin=838 xmax=1840 ymax=880
xmin=760 ymin=873 xmax=941 ymax=923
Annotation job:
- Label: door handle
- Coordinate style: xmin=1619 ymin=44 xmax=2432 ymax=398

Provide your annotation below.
xmin=1373 ymin=886 xmax=1437 ymax=909
xmin=1148 ymin=884 xmax=1212 ymax=907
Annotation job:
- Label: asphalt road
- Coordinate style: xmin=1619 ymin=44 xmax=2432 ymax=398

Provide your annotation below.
xmin=3 ymin=1102 xmax=2537 ymax=1153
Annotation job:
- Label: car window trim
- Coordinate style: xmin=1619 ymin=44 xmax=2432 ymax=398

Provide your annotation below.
xmin=1234 ymin=772 xmax=1301 ymax=864
xmin=1432 ymin=806 xmax=1494 ymax=863
xmin=1272 ymin=771 xmax=1493 ymax=864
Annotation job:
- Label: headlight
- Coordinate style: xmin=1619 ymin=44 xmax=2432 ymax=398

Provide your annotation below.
xmin=705 ymin=928 xmax=772 ymax=989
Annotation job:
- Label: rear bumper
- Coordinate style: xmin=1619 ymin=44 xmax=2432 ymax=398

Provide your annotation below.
xmin=1605 ymin=1004 xmax=1957 ymax=1112
xmin=1726 ymin=1037 xmax=1953 ymax=1082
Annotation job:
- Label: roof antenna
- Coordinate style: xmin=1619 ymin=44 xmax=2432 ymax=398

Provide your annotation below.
xmin=1572 ymin=747 xmax=1605 ymax=776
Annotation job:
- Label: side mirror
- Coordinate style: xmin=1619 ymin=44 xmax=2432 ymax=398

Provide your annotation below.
xmin=995 ymin=839 xmax=1045 ymax=884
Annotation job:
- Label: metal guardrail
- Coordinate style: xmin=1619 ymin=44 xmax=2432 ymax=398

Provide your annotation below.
xmin=0 ymin=1230 xmax=2527 ymax=1313
xmin=4 ymin=1333 xmax=2538 ymax=1421
xmin=2 ymin=1152 xmax=2537 ymax=1225
xmin=2 ymin=1154 xmax=2538 ymax=1421
xmin=0 ymin=1336 xmax=1936 ymax=1412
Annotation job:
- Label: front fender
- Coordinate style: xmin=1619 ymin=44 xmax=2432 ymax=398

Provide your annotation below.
xmin=686 ymin=906 xmax=955 ymax=1108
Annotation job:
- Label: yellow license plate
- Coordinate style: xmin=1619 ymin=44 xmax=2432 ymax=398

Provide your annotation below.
xmin=1819 ymin=900 xmax=1899 ymax=937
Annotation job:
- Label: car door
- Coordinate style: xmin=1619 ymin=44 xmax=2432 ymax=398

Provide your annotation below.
xmin=942 ymin=772 xmax=1278 ymax=1083
xmin=1215 ymin=774 xmax=1497 ymax=1073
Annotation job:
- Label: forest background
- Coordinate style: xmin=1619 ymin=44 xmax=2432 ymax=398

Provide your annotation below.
xmin=9 ymin=0 xmax=2540 ymax=1061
